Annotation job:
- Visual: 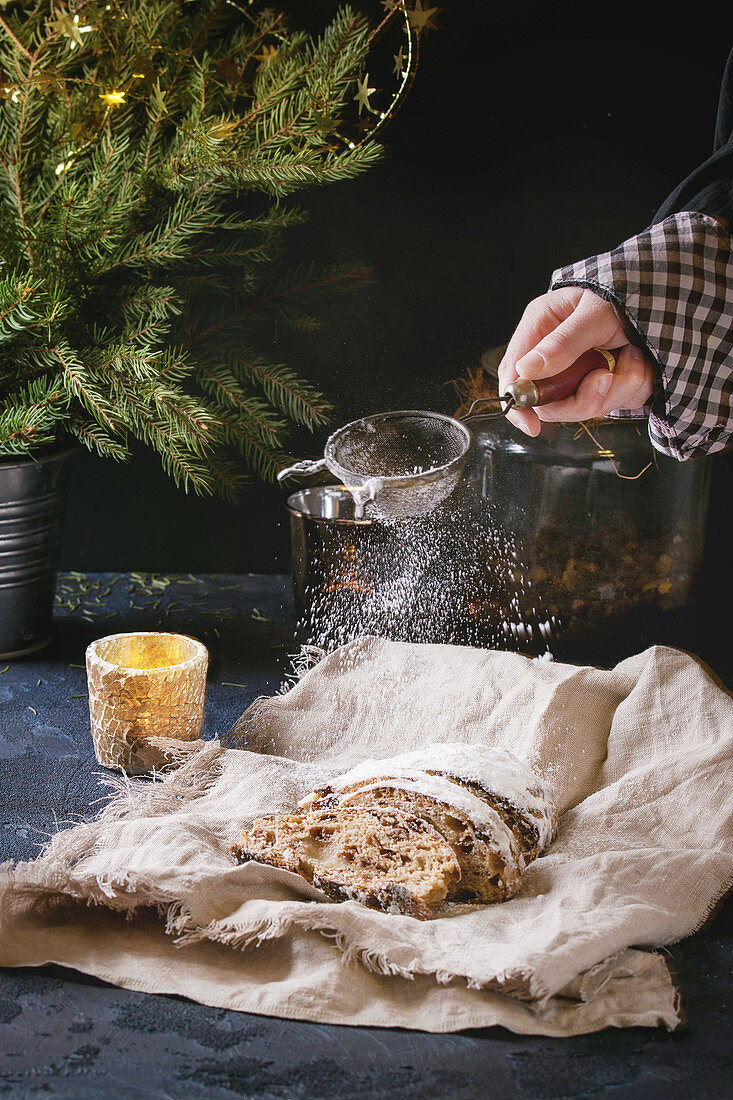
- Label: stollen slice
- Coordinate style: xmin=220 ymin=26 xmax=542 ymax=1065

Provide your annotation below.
xmin=387 ymin=743 xmax=558 ymax=867
xmin=300 ymin=743 xmax=558 ymax=901
xmin=305 ymin=774 xmax=524 ymax=904
xmin=229 ymin=804 xmax=461 ymax=920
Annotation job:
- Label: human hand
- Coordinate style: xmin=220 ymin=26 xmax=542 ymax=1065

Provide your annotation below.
xmin=497 ymin=287 xmax=655 ymax=436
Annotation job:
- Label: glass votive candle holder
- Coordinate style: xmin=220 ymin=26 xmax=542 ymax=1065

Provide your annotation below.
xmin=85 ymin=632 xmax=208 ymax=769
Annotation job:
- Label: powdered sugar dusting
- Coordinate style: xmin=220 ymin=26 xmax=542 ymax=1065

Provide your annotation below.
xmin=296 ymin=498 xmax=555 ymax=659
xmin=301 ymin=743 xmax=557 ymax=856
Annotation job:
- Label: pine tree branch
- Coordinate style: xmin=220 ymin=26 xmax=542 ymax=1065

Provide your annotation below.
xmin=70 ymin=418 xmax=130 ymax=462
xmin=9 ymin=57 xmax=39 ymax=268
xmin=197 ymin=361 xmax=286 ymax=442
xmin=200 ymin=454 xmax=249 ymax=503
xmin=0 ymin=376 xmax=68 ymax=452
xmin=92 ymin=180 xmax=219 ymax=274
xmin=236 ymin=10 xmax=287 ymax=82
xmin=53 ymin=344 xmax=120 ymax=432
xmin=0 ymin=16 xmax=33 ymax=63
xmin=222 ymin=350 xmax=331 ymax=427
xmin=0 ymin=0 xmax=393 ymax=493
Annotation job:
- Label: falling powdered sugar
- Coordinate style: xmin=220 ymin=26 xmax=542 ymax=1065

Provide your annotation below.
xmin=294 ymin=493 xmax=556 ymax=659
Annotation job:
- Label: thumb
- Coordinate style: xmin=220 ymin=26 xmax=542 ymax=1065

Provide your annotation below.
xmin=515 ymin=302 xmax=606 ymax=379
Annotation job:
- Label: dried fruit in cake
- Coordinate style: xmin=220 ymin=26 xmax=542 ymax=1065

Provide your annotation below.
xmin=400 ymin=743 xmax=558 ymax=867
xmin=229 ymin=804 xmax=461 ymax=920
xmin=304 ymin=773 xmax=523 ymax=904
xmin=301 ymin=743 xmax=557 ymax=897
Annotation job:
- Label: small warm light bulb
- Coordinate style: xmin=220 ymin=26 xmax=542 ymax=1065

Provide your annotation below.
xmin=99 ymin=89 xmax=126 ymax=108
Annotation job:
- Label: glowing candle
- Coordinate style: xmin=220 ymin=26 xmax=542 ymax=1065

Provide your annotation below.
xmin=85 ymin=632 xmax=208 ymax=769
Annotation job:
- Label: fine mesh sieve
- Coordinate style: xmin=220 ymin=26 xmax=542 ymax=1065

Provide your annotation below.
xmin=326 ymin=410 xmax=473 ymax=519
xmin=278 ymin=410 xmax=473 ymax=520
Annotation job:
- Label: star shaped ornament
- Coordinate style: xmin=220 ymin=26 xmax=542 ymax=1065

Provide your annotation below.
xmin=48 ymin=9 xmax=94 ymax=48
xmin=208 ymin=118 xmax=240 ymax=140
xmin=313 ymin=109 xmax=338 ymax=138
xmin=408 ymin=1 xmax=441 ymax=34
xmin=353 ymin=73 xmax=376 ymax=115
xmin=255 ymin=45 xmax=278 ymax=67
xmin=215 ymin=56 xmax=240 ymax=85
xmin=393 ymin=47 xmax=406 ymax=78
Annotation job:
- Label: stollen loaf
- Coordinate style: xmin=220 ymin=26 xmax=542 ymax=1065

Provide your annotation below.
xmin=230 ymin=742 xmax=558 ymax=918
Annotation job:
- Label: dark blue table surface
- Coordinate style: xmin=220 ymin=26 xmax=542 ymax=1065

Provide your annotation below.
xmin=1 ymin=574 xmax=730 ymax=1099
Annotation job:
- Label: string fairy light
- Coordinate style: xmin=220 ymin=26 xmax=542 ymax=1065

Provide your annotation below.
xmin=0 ymin=1 xmax=436 ymax=168
xmin=98 ymin=89 xmax=126 ymax=108
xmin=342 ymin=0 xmax=424 ymax=151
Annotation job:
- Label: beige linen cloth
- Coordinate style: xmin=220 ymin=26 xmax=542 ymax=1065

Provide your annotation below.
xmin=1 ymin=638 xmax=732 ymax=1035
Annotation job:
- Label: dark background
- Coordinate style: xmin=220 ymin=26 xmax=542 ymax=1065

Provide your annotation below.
xmin=58 ymin=1 xmax=732 ymax=576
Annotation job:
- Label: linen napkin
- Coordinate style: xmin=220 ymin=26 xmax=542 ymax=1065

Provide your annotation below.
xmin=1 ymin=639 xmax=731 ymax=1034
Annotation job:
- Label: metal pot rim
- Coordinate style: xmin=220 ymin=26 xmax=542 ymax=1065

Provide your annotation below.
xmin=0 ymin=443 xmax=77 ymax=471
xmin=286 ymin=486 xmax=374 ymax=525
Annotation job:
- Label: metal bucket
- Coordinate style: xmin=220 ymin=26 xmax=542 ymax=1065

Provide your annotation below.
xmin=0 ymin=446 xmax=75 ymax=658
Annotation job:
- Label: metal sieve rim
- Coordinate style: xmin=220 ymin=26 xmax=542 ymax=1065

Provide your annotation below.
xmin=322 ymin=410 xmax=474 ymax=486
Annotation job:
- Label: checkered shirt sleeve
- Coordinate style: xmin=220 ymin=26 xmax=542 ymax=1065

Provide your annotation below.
xmin=550 ymin=211 xmax=733 ymax=460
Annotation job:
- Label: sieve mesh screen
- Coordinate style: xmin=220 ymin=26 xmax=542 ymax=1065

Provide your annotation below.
xmin=324 ymin=411 xmax=473 ymax=519
xmin=328 ymin=412 xmax=467 ymax=478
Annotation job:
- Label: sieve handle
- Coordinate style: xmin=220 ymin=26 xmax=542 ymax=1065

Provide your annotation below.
xmin=277 ymin=458 xmax=328 ymax=482
xmin=506 ymin=348 xmax=616 ymax=409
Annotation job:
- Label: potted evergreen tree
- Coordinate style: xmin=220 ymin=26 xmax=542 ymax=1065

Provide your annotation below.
xmin=0 ymin=0 xmax=406 ymax=656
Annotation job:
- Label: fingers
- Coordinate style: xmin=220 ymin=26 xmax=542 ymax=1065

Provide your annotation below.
xmin=497 ymin=288 xmax=650 ymax=437
xmin=499 ymin=289 xmax=587 ymax=437
xmin=514 ymin=291 xmax=627 ymax=380
xmin=533 ymin=344 xmax=655 ymax=424
xmin=505 ymin=405 xmax=543 ymax=436
xmin=500 ymin=287 xmax=585 ymax=370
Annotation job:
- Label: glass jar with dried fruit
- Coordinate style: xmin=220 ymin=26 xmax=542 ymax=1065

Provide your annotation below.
xmin=460 ymin=416 xmax=713 ymax=666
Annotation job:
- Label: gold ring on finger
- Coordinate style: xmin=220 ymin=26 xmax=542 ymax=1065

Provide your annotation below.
xmin=592 ymin=347 xmax=616 ymax=373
